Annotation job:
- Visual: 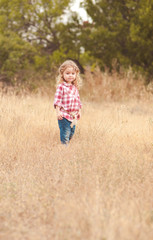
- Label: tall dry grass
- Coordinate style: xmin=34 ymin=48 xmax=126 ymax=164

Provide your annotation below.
xmin=0 ymin=89 xmax=153 ymax=240
xmin=81 ymin=66 xmax=153 ymax=101
xmin=1 ymin=65 xmax=153 ymax=102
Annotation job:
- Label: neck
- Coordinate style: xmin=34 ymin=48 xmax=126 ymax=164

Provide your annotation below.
xmin=64 ymin=81 xmax=73 ymax=85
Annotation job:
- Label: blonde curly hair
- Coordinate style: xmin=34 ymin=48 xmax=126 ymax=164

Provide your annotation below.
xmin=56 ymin=60 xmax=82 ymax=89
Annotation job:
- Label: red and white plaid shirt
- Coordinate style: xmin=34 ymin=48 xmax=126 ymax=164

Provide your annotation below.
xmin=54 ymin=82 xmax=82 ymax=122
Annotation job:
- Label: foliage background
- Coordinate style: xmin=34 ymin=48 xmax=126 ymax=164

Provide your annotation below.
xmin=0 ymin=0 xmax=153 ymax=88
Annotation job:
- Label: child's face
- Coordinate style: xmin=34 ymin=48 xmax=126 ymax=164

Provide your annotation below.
xmin=63 ymin=67 xmax=76 ymax=84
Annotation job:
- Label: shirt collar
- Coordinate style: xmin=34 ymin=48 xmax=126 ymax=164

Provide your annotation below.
xmin=63 ymin=81 xmax=73 ymax=87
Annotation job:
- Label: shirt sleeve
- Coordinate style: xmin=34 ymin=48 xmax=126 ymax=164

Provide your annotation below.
xmin=54 ymin=84 xmax=63 ymax=108
xmin=77 ymin=90 xmax=82 ymax=109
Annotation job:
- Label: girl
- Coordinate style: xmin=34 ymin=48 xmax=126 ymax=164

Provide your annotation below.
xmin=54 ymin=60 xmax=82 ymax=144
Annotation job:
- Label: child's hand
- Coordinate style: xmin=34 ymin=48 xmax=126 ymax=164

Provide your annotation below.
xmin=55 ymin=106 xmax=63 ymax=120
xmin=57 ymin=112 xmax=63 ymax=120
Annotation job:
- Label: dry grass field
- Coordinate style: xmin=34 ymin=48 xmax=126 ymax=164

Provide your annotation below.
xmin=0 ymin=89 xmax=153 ymax=240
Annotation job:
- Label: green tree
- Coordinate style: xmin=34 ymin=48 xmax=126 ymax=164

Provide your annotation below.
xmin=0 ymin=1 xmax=86 ymax=77
xmin=0 ymin=31 xmax=36 ymax=82
xmin=129 ymin=0 xmax=153 ymax=77
xmin=0 ymin=0 xmax=80 ymax=82
xmin=0 ymin=0 xmax=70 ymax=52
xmin=82 ymin=0 xmax=153 ymax=78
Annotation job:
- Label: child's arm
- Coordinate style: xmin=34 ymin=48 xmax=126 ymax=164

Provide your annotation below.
xmin=77 ymin=90 xmax=82 ymax=118
xmin=55 ymin=106 xmax=63 ymax=120
xmin=54 ymin=84 xmax=63 ymax=120
xmin=78 ymin=109 xmax=81 ymax=118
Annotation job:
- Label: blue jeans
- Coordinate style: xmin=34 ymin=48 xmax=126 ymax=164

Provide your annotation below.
xmin=58 ymin=118 xmax=76 ymax=144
